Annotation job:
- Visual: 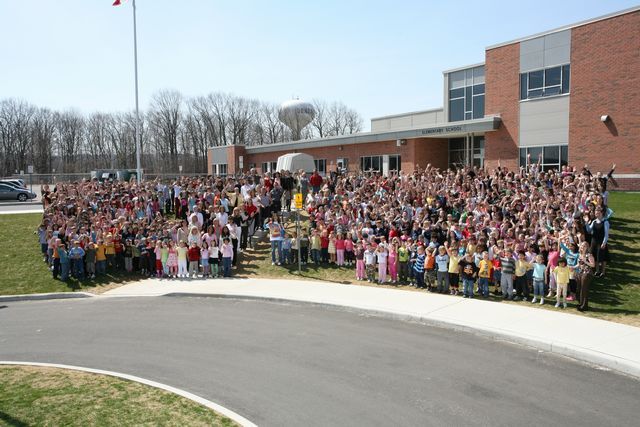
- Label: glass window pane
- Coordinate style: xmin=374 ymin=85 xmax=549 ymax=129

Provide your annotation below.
xmin=474 ymin=136 xmax=485 ymax=149
xmin=544 ymin=86 xmax=561 ymax=96
xmin=449 ymin=70 xmax=465 ymax=89
xmin=449 ymin=138 xmax=464 ymax=150
xmin=562 ymin=64 xmax=570 ymax=93
xmin=520 ymin=73 xmax=528 ymax=100
xmin=465 ymin=86 xmax=472 ymax=111
xmin=528 ymin=146 xmax=542 ymax=162
xmin=449 ymin=98 xmax=464 ymax=122
xmin=561 ymin=145 xmax=568 ymax=166
xmin=473 ymin=84 xmax=485 ymax=95
xmin=472 ymin=95 xmax=484 ymax=119
xmin=528 ymin=89 xmax=543 ymax=98
xmin=449 ymin=88 xmax=465 ymax=99
xmin=545 ymin=66 xmax=561 ymax=87
xmin=465 ymin=69 xmax=473 ymax=86
xmin=372 ymin=156 xmax=380 ymax=171
xmin=544 ymin=146 xmax=559 ymax=164
xmin=528 ymin=70 xmax=543 ymax=89
xmin=473 ymin=66 xmax=485 ymax=84
xmin=465 ymin=112 xmax=472 ymax=120
xmin=519 ymin=148 xmax=527 ymax=167
xmin=450 ymin=150 xmax=465 ymax=167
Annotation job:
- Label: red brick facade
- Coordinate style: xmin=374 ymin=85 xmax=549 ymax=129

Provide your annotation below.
xmin=569 ymin=11 xmax=640 ymax=183
xmin=484 ymin=43 xmax=520 ymax=171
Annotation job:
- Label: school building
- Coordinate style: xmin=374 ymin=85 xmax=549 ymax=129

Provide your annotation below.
xmin=208 ymin=6 xmax=640 ymax=189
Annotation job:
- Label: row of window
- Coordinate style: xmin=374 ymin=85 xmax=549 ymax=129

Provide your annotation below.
xmin=449 ymin=84 xmax=485 ymax=122
xmin=519 ymin=145 xmax=568 ymax=171
xmin=360 ymin=155 xmax=401 ymax=173
xmin=448 ymin=137 xmax=485 ymax=168
xmin=212 ymin=163 xmax=227 ymax=177
xmin=520 ymin=64 xmax=570 ymax=100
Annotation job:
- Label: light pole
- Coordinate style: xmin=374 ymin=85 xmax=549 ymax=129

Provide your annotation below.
xmin=132 ymin=0 xmax=142 ymax=182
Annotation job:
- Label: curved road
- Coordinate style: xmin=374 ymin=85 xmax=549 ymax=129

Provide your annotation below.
xmin=1 ymin=297 xmax=638 ymax=426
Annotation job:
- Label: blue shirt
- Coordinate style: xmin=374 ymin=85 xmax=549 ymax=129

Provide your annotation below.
xmin=68 ymin=247 xmax=85 ymax=260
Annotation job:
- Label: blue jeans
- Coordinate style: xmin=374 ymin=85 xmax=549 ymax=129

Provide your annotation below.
xmin=222 ymin=257 xmax=232 ymax=277
xmin=61 ymin=262 xmax=70 ymax=281
xmin=282 ymin=248 xmax=291 ymax=264
xmin=271 ymin=240 xmax=283 ymax=264
xmin=96 ymin=260 xmax=106 ymax=275
xmin=478 ymin=277 xmax=489 ymax=297
xmin=533 ymin=278 xmax=545 ymax=297
xmin=311 ymin=249 xmax=320 ymax=264
xmin=72 ymin=258 xmax=84 ymax=279
xmin=463 ymin=278 xmax=475 ymax=297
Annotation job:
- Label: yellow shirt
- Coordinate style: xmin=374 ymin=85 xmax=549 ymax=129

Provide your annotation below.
xmin=478 ymin=260 xmax=492 ymax=278
xmin=311 ymin=235 xmax=321 ymax=250
xmin=177 ymin=246 xmax=188 ymax=261
xmin=554 ymin=266 xmax=571 ymax=284
xmin=96 ymin=244 xmax=107 ymax=261
xmin=515 ymin=260 xmax=532 ymax=277
xmin=105 ymin=242 xmax=115 ymax=255
xmin=448 ymin=255 xmax=460 ymax=274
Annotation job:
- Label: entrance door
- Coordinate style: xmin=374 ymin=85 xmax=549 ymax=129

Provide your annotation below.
xmin=336 ymin=158 xmax=348 ymax=172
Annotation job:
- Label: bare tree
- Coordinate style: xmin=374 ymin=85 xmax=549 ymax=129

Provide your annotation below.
xmin=147 ymin=90 xmax=182 ymax=172
xmin=311 ymin=99 xmax=330 ymax=138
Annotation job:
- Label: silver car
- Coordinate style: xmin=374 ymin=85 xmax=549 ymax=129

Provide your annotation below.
xmin=0 ymin=183 xmax=36 ymax=202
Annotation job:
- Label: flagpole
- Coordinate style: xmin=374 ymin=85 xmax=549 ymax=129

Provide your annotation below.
xmin=132 ymin=0 xmax=142 ymax=182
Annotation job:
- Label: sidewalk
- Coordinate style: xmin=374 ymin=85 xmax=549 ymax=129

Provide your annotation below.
xmin=104 ymin=277 xmax=640 ymax=378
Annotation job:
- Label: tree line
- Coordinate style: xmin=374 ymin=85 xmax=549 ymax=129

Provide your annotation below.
xmin=0 ymin=92 xmax=363 ymax=176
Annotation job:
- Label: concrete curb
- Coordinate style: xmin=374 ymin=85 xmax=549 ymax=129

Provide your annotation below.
xmin=0 ymin=361 xmax=257 ymax=427
xmin=0 ymin=292 xmax=94 ymax=303
xmin=163 ymin=292 xmax=640 ymax=379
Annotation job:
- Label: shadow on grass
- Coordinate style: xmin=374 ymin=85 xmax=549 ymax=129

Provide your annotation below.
xmin=0 ymin=411 xmax=29 ymax=427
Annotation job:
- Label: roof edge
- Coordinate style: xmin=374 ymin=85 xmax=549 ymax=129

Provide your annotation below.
xmin=486 ymin=5 xmax=640 ymax=50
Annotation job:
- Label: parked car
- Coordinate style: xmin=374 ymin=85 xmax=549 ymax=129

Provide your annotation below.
xmin=0 ymin=183 xmax=36 ymax=201
xmin=0 ymin=179 xmax=26 ymax=188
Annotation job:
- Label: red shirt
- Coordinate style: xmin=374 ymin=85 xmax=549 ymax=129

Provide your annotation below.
xmin=188 ymin=247 xmax=200 ymax=262
xmin=320 ymin=236 xmax=329 ymax=249
xmin=310 ymin=174 xmax=323 ymax=187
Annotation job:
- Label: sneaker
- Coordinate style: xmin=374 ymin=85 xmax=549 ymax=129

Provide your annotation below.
xmin=567 ymin=295 xmax=575 ymax=301
xmin=271 ymin=262 xmax=275 ymax=266
xmin=531 ymin=298 xmax=537 ymax=303
xmin=563 ymin=302 xmax=567 ymax=309
xmin=555 ymin=302 xmax=560 ymax=308
xmin=540 ymin=298 xmax=544 ymax=305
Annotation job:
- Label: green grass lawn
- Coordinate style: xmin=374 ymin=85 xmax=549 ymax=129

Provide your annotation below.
xmin=1 ymin=192 xmax=639 ymax=325
xmin=0 ymin=365 xmax=236 ymax=426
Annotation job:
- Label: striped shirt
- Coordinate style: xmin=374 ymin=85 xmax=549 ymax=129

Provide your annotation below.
xmin=500 ymin=256 xmax=516 ymax=275
xmin=413 ymin=254 xmax=425 ymax=273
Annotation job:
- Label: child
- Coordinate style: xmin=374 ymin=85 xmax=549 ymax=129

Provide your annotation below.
xmin=320 ymin=231 xmax=330 ymax=264
xmin=124 ymin=239 xmax=133 ymax=273
xmin=364 ymin=243 xmax=377 ymax=283
xmin=209 ymin=239 xmax=220 ymax=278
xmin=85 ymin=242 xmax=97 ymax=279
xmin=291 ymin=232 xmax=299 ymax=265
xmin=311 ymin=230 xmax=321 ymax=265
xmin=412 ymin=245 xmax=426 ymax=289
xmin=68 ymin=240 xmax=85 ymax=280
xmin=155 ymin=241 xmax=163 ymax=278
xmin=499 ymin=249 xmax=516 ymax=300
xmin=388 ymin=241 xmax=398 ymax=284
xmin=177 ymin=241 xmax=188 ymax=278
xmin=58 ymin=243 xmax=70 ymax=282
xmin=514 ymin=251 xmax=532 ymax=301
xmin=446 ymin=243 xmax=461 ymax=296
xmin=335 ymin=233 xmax=345 ymax=266
xmin=477 ymin=251 xmax=492 ymax=298
xmin=167 ymin=242 xmax=178 ymax=278
xmin=161 ymin=242 xmax=169 ymax=277
xmin=355 ymin=243 xmax=365 ymax=280
xmin=221 ymin=237 xmax=233 ymax=277
xmin=435 ymin=246 xmax=450 ymax=294
xmin=328 ymin=232 xmax=337 ymax=264
xmin=532 ymin=254 xmax=546 ymax=304
xmin=345 ymin=233 xmax=354 ymax=266
xmin=300 ymin=231 xmax=309 ymax=264
xmin=553 ymin=258 xmax=571 ymax=309
xmin=376 ymin=243 xmax=388 ymax=284
xmin=398 ymin=242 xmax=409 ymax=283
xmin=188 ymin=242 xmax=200 ymax=278
xmin=201 ymin=242 xmax=210 ymax=278
xmin=458 ymin=252 xmax=478 ymax=298
xmin=282 ymin=233 xmax=292 ymax=265
xmin=425 ymin=247 xmax=436 ymax=291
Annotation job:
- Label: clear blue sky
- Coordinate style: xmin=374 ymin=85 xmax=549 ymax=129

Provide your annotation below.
xmin=1 ymin=0 xmax=637 ymax=130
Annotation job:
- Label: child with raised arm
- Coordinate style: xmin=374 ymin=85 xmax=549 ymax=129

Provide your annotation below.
xmin=531 ymin=254 xmax=546 ymax=304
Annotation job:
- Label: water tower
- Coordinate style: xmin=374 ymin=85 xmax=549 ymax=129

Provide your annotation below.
xmin=278 ymin=99 xmax=316 ymax=141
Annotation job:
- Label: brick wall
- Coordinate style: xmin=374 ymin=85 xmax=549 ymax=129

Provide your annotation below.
xmin=240 ymin=137 xmax=448 ymax=174
xmin=484 ymin=43 xmax=520 ymax=171
xmin=569 ymin=11 xmax=640 ymax=183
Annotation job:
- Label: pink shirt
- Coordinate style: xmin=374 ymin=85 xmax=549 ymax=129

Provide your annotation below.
xmin=345 ymin=240 xmax=354 ymax=251
xmin=221 ymin=243 xmax=234 ymax=258
xmin=547 ymin=250 xmax=559 ymax=268
xmin=335 ymin=239 xmax=346 ymax=250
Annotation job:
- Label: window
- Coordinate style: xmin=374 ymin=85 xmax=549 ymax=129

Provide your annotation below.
xmin=360 ymin=155 xmax=383 ymax=172
xmin=313 ymin=159 xmax=327 ymax=175
xmin=389 ymin=155 xmax=401 ymax=172
xmin=448 ymin=136 xmax=484 ymax=168
xmin=520 ymin=64 xmax=570 ymax=100
xmin=270 ymin=161 xmax=277 ymax=173
xmin=261 ymin=162 xmax=277 ymax=173
xmin=448 ymin=65 xmax=485 ymax=122
xmin=261 ymin=162 xmax=268 ymax=173
xmin=519 ymin=145 xmax=568 ymax=171
xmin=214 ymin=164 xmax=227 ymax=177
